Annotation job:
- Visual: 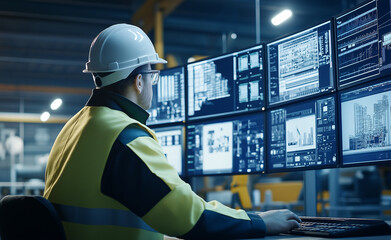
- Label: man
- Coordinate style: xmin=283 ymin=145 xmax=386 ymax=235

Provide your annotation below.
xmin=44 ymin=23 xmax=301 ymax=240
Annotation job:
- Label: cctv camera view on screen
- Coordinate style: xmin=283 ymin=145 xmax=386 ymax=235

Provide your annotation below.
xmin=267 ymin=96 xmax=337 ymax=172
xmin=186 ymin=113 xmax=265 ymax=176
xmin=340 ymin=79 xmax=391 ymax=165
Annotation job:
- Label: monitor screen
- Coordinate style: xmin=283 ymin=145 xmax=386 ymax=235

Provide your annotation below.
xmin=336 ymin=0 xmax=391 ymax=88
xmin=147 ymin=66 xmax=185 ymax=125
xmin=187 ymin=45 xmax=265 ymax=120
xmin=267 ymin=95 xmax=337 ymax=172
xmin=152 ymin=125 xmax=185 ymax=176
xmin=186 ymin=113 xmax=265 ymax=176
xmin=267 ymin=20 xmax=334 ymax=106
xmin=339 ymin=79 xmax=391 ymax=166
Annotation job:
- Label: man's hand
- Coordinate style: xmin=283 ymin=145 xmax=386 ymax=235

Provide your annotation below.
xmin=257 ymin=209 xmax=301 ymax=235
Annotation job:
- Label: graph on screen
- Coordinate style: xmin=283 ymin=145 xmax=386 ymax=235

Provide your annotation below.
xmin=148 ymin=66 xmax=185 ymax=125
xmin=267 ymin=96 xmax=337 ymax=172
xmin=267 ymin=21 xmax=334 ymax=106
xmin=336 ymin=0 xmax=391 ymax=88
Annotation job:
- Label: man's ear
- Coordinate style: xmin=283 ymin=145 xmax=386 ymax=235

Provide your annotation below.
xmin=134 ymin=74 xmax=143 ymax=94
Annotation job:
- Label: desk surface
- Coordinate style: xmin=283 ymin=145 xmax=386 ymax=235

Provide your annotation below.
xmin=164 ymin=221 xmax=391 ymax=240
xmin=248 ymin=234 xmax=390 ymax=239
xmin=165 ymin=233 xmax=390 ymax=240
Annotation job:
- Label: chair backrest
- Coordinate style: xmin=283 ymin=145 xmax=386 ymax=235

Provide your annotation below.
xmin=0 ymin=195 xmax=66 ymax=240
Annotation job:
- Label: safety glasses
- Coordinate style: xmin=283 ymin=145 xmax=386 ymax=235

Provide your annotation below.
xmin=139 ymin=70 xmax=160 ymax=85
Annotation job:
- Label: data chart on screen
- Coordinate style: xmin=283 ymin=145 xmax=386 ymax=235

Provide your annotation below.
xmin=267 ymin=96 xmax=337 ymax=172
xmin=267 ymin=21 xmax=335 ymax=106
xmin=336 ymin=0 xmax=391 ymax=88
xmin=340 ymin=79 xmax=391 ymax=166
xmin=152 ymin=125 xmax=185 ymax=176
xmin=187 ymin=45 xmax=265 ymax=120
xmin=186 ymin=113 xmax=265 ymax=176
xmin=148 ymin=66 xmax=185 ymax=125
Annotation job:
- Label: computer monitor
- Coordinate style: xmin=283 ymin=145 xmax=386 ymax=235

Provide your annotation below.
xmin=187 ymin=45 xmax=265 ymax=120
xmin=336 ymin=0 xmax=391 ymax=88
xmin=186 ymin=113 xmax=265 ymax=176
xmin=267 ymin=20 xmax=335 ymax=106
xmin=147 ymin=66 xmax=185 ymax=125
xmin=267 ymin=95 xmax=337 ymax=172
xmin=339 ymin=79 xmax=391 ymax=166
xmin=152 ymin=125 xmax=185 ymax=176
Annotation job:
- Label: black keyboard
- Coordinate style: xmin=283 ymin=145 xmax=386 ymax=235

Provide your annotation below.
xmin=288 ymin=216 xmax=391 ymax=238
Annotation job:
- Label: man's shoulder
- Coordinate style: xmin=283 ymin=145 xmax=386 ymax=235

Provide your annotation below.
xmin=117 ymin=124 xmax=153 ymax=145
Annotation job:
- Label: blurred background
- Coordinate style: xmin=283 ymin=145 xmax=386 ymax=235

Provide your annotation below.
xmin=1 ymin=0 xmax=390 ymax=219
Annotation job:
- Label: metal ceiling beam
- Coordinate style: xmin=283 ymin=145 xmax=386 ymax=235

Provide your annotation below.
xmin=0 ymin=32 xmax=90 ymax=45
xmin=0 ymin=0 xmax=131 ymax=24
xmin=132 ymin=0 xmax=183 ymax=69
xmin=29 ymin=0 xmax=136 ymax=11
xmin=155 ymin=6 xmax=164 ymax=69
xmin=0 ymin=84 xmax=90 ymax=95
xmin=131 ymin=0 xmax=183 ymax=33
xmin=0 ymin=56 xmax=84 ymax=66
xmin=165 ymin=14 xmax=254 ymax=35
xmin=0 ymin=112 xmax=71 ymax=124
xmin=164 ymin=16 xmax=281 ymax=39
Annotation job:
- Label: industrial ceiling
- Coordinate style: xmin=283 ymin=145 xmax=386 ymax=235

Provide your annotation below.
xmin=1 ymin=0 xmax=365 ymax=90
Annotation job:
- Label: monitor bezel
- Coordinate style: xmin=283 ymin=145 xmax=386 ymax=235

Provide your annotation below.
xmin=147 ymin=65 xmax=187 ymax=126
xmin=186 ymin=44 xmax=266 ymax=122
xmin=185 ymin=111 xmax=266 ymax=177
xmin=337 ymin=77 xmax=391 ymax=168
xmin=151 ymin=124 xmax=187 ymax=177
xmin=265 ymin=19 xmax=337 ymax=108
xmin=265 ymin=93 xmax=340 ymax=173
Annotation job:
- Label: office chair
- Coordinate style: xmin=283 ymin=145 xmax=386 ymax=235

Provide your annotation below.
xmin=0 ymin=195 xmax=66 ymax=240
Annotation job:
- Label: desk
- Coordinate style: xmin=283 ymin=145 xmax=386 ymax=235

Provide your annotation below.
xmin=164 ymin=221 xmax=391 ymax=240
xmin=248 ymin=234 xmax=390 ymax=239
xmin=165 ymin=234 xmax=390 ymax=240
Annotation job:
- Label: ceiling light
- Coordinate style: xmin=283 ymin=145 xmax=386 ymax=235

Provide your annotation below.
xmin=40 ymin=112 xmax=50 ymax=122
xmin=271 ymin=9 xmax=292 ymax=26
xmin=231 ymin=33 xmax=237 ymax=39
xmin=50 ymin=98 xmax=62 ymax=110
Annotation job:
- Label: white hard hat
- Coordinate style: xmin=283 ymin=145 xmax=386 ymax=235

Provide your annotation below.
xmin=83 ymin=23 xmax=167 ymax=88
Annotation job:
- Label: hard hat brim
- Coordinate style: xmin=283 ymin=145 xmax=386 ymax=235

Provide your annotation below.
xmin=83 ymin=57 xmax=167 ymax=73
xmin=151 ymin=57 xmax=167 ymax=65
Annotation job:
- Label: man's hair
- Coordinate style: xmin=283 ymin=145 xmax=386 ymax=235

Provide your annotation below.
xmin=100 ymin=65 xmax=146 ymax=95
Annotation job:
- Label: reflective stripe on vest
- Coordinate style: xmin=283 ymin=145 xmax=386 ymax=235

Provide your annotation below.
xmin=53 ymin=203 xmax=157 ymax=232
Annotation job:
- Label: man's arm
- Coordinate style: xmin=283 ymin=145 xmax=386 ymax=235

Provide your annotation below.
xmin=101 ymin=126 xmax=300 ymax=238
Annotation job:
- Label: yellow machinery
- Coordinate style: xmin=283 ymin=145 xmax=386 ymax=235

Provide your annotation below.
xmin=230 ymin=175 xmax=252 ymax=209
